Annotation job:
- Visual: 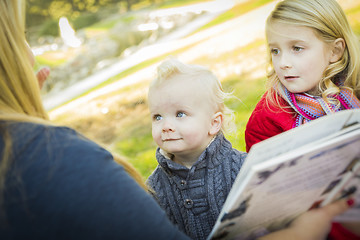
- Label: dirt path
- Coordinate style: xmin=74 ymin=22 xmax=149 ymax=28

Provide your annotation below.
xmin=48 ymin=0 xmax=357 ymax=120
xmin=49 ymin=1 xmax=278 ymax=119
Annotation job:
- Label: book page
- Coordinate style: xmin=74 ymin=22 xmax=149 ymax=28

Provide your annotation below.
xmin=248 ymin=109 xmax=360 ymax=163
xmin=209 ymin=128 xmax=360 ymax=240
xmin=331 ymin=161 xmax=360 ymax=222
xmin=224 ymin=110 xmax=360 ymax=211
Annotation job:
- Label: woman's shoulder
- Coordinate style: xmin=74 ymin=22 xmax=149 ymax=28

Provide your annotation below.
xmin=6 ymin=121 xmax=113 ymax=166
xmin=10 ymin=121 xmax=93 ymax=143
xmin=7 ymin=121 xmax=78 ymax=141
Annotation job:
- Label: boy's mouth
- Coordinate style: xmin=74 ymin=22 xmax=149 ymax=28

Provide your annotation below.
xmin=163 ymin=138 xmax=180 ymax=142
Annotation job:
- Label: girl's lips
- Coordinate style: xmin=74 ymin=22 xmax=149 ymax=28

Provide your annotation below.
xmin=284 ymin=76 xmax=299 ymax=81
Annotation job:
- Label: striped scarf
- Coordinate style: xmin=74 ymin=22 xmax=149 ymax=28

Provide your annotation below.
xmin=277 ymin=85 xmax=360 ymax=127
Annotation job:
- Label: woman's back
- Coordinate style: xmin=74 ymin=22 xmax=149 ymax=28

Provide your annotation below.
xmin=0 ymin=121 xmax=187 ymax=240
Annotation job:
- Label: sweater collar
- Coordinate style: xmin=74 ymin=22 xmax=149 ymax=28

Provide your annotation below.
xmin=156 ymin=132 xmax=231 ymax=177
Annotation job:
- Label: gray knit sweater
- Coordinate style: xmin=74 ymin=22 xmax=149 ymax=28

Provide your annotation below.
xmin=147 ymin=133 xmax=247 ymax=240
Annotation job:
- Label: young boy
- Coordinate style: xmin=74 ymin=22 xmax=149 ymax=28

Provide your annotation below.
xmin=147 ymin=58 xmax=247 ymax=240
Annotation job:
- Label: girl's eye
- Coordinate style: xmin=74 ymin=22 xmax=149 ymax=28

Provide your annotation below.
xmin=270 ymin=48 xmax=280 ymax=55
xmin=293 ymin=46 xmax=303 ymax=52
xmin=176 ymin=112 xmax=186 ymax=118
xmin=153 ymin=115 xmax=162 ymax=121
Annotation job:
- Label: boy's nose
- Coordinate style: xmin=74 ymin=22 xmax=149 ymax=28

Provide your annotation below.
xmin=162 ymin=121 xmax=175 ymax=132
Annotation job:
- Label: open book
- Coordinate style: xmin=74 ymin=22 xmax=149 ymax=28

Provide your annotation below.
xmin=208 ymin=109 xmax=360 ymax=240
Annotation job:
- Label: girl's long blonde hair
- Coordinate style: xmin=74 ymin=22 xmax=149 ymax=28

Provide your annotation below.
xmin=0 ymin=0 xmax=146 ymax=217
xmin=265 ymin=0 xmax=360 ymax=106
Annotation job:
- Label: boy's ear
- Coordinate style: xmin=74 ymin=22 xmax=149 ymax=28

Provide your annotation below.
xmin=330 ymin=38 xmax=345 ymax=63
xmin=209 ymin=112 xmax=223 ymax=135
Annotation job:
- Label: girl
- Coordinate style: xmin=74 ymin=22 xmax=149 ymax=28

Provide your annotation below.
xmin=246 ymin=0 xmax=360 ymax=151
xmin=245 ymin=0 xmax=360 ymax=239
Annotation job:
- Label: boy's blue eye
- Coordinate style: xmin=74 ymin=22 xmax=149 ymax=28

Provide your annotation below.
xmin=153 ymin=115 xmax=162 ymax=121
xmin=176 ymin=112 xmax=186 ymax=118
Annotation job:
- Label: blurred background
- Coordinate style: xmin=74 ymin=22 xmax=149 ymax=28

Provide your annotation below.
xmin=28 ymin=0 xmax=360 ymax=179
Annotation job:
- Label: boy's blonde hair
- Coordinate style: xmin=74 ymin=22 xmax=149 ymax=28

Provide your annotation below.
xmin=265 ymin=0 xmax=360 ymax=105
xmin=149 ymin=58 xmax=236 ymax=133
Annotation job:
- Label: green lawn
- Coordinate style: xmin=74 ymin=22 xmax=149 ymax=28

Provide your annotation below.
xmin=50 ymin=0 xmax=360 ymax=179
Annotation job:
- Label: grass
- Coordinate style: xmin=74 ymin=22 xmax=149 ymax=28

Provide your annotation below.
xmin=157 ymin=0 xmax=212 ymax=9
xmin=49 ymin=0 xmax=360 ymax=179
xmin=191 ymin=0 xmax=273 ymax=34
xmin=223 ymin=75 xmax=266 ymax=151
xmin=87 ymin=15 xmax=137 ymax=31
xmin=50 ymin=39 xmax=205 ymax=111
xmin=50 ymin=38 xmax=267 ymax=178
xmin=85 ymin=0 xmax=213 ymax=36
xmin=35 ymin=54 xmax=68 ymax=68
xmin=346 ymin=6 xmax=360 ymax=35
xmin=47 ymin=1 xmax=271 ymax=178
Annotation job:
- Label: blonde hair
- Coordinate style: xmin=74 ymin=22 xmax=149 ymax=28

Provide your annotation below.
xmin=265 ymin=0 xmax=360 ymax=106
xmin=0 ymin=0 xmax=146 ymax=218
xmin=149 ymin=58 xmax=236 ymax=133
xmin=0 ymin=1 xmax=48 ymax=120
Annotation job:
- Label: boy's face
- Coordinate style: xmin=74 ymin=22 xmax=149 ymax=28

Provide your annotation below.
xmin=149 ymin=75 xmax=216 ymax=160
xmin=266 ymin=22 xmax=333 ymax=95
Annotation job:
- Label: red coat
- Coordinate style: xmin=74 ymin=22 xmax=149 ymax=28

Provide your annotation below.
xmin=245 ymin=92 xmax=360 ymax=240
xmin=245 ymin=92 xmax=295 ymax=152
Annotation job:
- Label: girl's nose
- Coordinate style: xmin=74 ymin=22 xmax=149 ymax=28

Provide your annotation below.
xmin=279 ymin=54 xmax=292 ymax=69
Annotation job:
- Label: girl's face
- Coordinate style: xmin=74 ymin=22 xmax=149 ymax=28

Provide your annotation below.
xmin=149 ymin=75 xmax=218 ymax=162
xmin=267 ymin=22 xmax=334 ymax=95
